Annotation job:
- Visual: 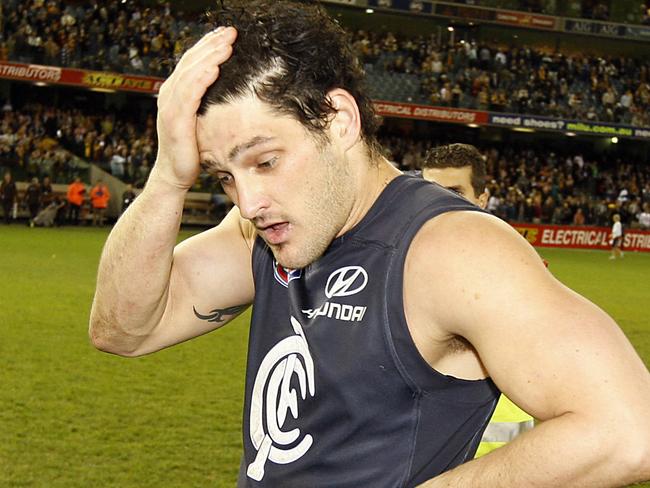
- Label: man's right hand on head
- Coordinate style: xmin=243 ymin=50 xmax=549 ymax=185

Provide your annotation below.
xmin=153 ymin=26 xmax=238 ymax=190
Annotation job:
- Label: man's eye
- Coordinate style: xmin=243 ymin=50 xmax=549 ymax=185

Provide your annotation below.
xmin=258 ymin=156 xmax=278 ymax=169
xmin=218 ymin=174 xmax=233 ymax=185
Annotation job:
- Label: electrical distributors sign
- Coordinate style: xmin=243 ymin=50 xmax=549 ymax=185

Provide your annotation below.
xmin=374 ymin=100 xmax=488 ymax=124
xmin=512 ymin=223 xmax=650 ymax=253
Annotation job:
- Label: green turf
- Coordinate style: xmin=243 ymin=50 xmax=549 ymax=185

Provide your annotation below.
xmin=0 ymin=226 xmax=648 ymax=487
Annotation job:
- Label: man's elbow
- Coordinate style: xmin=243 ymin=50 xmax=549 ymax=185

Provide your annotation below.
xmin=623 ymin=431 xmax=650 ymax=483
xmin=608 ymin=418 xmax=650 ymax=484
xmin=88 ymin=320 xmax=144 ymax=358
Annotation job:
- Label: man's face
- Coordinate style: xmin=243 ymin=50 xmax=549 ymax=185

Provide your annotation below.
xmin=197 ymin=95 xmax=356 ymax=269
xmin=422 ymin=166 xmax=487 ymax=209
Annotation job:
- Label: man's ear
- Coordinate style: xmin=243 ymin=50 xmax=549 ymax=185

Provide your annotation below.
xmin=327 ymin=88 xmax=361 ymax=152
xmin=477 ymin=189 xmax=489 ymax=209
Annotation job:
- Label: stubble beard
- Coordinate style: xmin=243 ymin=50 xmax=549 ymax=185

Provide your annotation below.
xmin=272 ymin=148 xmax=353 ymax=270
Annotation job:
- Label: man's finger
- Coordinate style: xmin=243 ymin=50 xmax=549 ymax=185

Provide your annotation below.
xmin=175 ymin=27 xmax=237 ymax=70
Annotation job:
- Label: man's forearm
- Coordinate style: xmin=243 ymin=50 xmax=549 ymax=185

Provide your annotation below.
xmin=89 ymin=172 xmax=188 ymax=355
xmin=420 ymin=412 xmax=648 ymax=488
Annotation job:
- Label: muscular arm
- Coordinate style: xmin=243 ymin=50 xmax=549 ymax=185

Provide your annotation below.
xmin=89 ymin=197 xmax=255 ymax=357
xmin=88 ymin=27 xmax=253 ymax=357
xmin=407 ymin=212 xmax=650 ymax=487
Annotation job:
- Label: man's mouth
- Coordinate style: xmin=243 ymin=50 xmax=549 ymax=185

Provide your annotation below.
xmin=257 ymin=222 xmax=291 ymax=245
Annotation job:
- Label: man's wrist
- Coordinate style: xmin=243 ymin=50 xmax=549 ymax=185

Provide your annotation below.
xmin=146 ymin=168 xmax=194 ymax=195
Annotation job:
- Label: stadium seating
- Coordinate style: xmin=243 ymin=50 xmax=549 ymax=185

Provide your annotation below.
xmin=2 ymin=1 xmax=650 ymax=126
xmin=0 ymin=1 xmax=648 ymax=228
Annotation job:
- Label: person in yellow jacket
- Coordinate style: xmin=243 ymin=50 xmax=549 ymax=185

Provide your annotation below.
xmin=421 ymin=143 xmax=534 ymax=456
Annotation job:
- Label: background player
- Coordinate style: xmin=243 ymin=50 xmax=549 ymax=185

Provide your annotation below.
xmin=421 ymin=143 xmax=535 ymax=458
xmin=610 ymin=213 xmax=624 ymax=259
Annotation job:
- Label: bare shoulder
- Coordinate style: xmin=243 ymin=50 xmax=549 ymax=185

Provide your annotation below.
xmin=406 ymin=210 xmax=551 ymax=324
xmin=411 ymin=210 xmax=545 ymax=272
xmin=405 ymin=210 xmax=650 ymax=423
xmin=403 ymin=210 xmax=551 ymax=380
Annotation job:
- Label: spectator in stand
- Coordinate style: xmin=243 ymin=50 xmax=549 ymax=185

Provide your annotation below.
xmin=109 ymin=147 xmax=127 ymax=179
xmin=66 ymin=176 xmax=86 ymax=225
xmin=121 ymin=184 xmax=136 ymax=215
xmin=643 ymin=3 xmax=650 ymax=25
xmin=1 ymin=171 xmax=17 ymax=224
xmin=24 ymin=177 xmax=42 ymax=225
xmin=638 ymin=203 xmax=650 ymax=229
xmin=41 ymin=175 xmax=54 ymax=207
xmin=133 ymin=157 xmax=151 ymax=188
xmin=90 ymin=179 xmax=111 ymax=227
xmin=487 ymin=187 xmax=500 ymax=214
xmin=573 ymin=207 xmax=586 ymax=226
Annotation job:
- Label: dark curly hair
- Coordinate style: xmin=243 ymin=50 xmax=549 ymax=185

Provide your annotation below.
xmin=422 ymin=144 xmax=487 ymax=197
xmin=195 ymin=0 xmax=380 ymax=155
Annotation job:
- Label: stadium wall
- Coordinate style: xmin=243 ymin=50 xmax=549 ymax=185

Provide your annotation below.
xmin=512 ymin=223 xmax=650 ymax=253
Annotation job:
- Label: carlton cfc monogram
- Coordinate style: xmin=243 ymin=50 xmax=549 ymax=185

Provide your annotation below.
xmin=247 ymin=317 xmax=316 ymax=481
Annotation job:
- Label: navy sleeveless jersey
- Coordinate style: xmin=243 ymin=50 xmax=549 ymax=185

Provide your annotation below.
xmin=239 ymin=175 xmax=500 ymax=487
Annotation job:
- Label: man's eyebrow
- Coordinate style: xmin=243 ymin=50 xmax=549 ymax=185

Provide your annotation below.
xmin=200 ymin=159 xmax=223 ymax=172
xmin=228 ymin=136 xmax=276 ymax=162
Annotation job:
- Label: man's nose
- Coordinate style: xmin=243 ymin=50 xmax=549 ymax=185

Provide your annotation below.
xmin=235 ymin=178 xmax=270 ymax=221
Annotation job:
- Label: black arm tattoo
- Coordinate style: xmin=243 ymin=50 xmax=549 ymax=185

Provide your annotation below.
xmin=193 ymin=304 xmax=250 ymax=323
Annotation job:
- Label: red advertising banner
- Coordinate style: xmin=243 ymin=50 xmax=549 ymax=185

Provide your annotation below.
xmin=494 ymin=11 xmax=556 ymax=30
xmin=512 ymin=223 xmax=650 ymax=253
xmin=0 ymin=62 xmax=63 ymax=83
xmin=0 ymin=61 xmax=164 ymax=94
xmin=374 ymin=100 xmax=488 ymax=125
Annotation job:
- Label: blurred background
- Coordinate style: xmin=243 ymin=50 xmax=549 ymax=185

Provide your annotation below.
xmin=0 ymin=1 xmax=649 ymax=486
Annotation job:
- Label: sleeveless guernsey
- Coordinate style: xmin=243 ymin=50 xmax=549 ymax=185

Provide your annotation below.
xmin=239 ymin=175 xmax=500 ymax=487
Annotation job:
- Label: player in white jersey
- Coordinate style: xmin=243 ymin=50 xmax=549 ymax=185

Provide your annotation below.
xmin=610 ymin=213 xmax=624 ymax=259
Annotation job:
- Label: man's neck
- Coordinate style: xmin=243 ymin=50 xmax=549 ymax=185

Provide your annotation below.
xmin=336 ymin=155 xmax=400 ymax=238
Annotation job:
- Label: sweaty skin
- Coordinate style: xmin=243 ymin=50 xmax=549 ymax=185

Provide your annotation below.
xmin=89 ymin=25 xmax=650 ymax=488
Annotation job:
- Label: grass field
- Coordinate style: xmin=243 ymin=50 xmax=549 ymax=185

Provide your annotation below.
xmin=1 ymin=225 xmax=649 ymax=487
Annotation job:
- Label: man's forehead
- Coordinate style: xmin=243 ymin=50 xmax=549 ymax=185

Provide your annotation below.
xmin=198 ymin=95 xmax=268 ymax=128
xmin=197 ymin=98 xmax=281 ymax=159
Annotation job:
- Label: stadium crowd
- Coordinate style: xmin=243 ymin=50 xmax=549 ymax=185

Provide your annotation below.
xmin=1 ymin=100 xmax=649 ymax=230
xmin=642 ymin=1 xmax=650 ymax=25
xmin=2 ymin=1 xmax=650 ymax=128
xmin=0 ymin=0 xmax=649 ymax=229
xmin=384 ymin=135 xmax=650 ymax=229
xmin=0 ymin=100 xmax=156 ymax=187
xmin=352 ymin=30 xmax=650 ymax=127
xmin=447 ymin=0 xmax=611 ymax=19
xmin=0 ymin=0 xmax=193 ymax=77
